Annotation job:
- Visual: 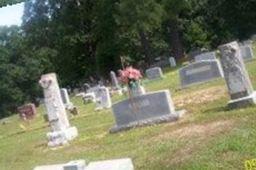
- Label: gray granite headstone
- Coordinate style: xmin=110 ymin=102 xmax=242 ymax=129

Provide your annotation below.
xmin=110 ymin=90 xmax=184 ymax=133
xmin=240 ymin=45 xmax=254 ymax=61
xmin=145 ymin=67 xmax=163 ymax=80
xmin=169 ymin=57 xmax=177 ymax=67
xmin=218 ymin=41 xmax=256 ymax=108
xmin=179 ymin=60 xmax=224 ymax=88
xmin=194 ymin=51 xmax=216 ymax=62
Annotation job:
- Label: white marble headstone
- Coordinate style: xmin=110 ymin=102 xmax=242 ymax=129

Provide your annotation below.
xmin=95 ymin=86 xmax=112 ymax=110
xmin=39 ymin=73 xmax=78 ymax=147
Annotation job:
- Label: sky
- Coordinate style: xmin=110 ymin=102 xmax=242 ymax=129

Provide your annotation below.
xmin=0 ymin=2 xmax=24 ymax=26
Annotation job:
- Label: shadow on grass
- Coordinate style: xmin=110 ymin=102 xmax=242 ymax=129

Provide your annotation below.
xmin=202 ymin=105 xmax=229 ymax=114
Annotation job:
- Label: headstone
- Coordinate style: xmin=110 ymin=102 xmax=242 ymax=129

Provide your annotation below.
xmin=145 ymin=67 xmax=163 ymax=80
xmin=218 ymin=41 xmax=256 ymax=108
xmin=95 ymin=86 xmax=112 ymax=110
xmin=110 ymin=71 xmax=120 ymax=90
xmin=60 ymin=88 xmax=74 ymax=109
xmin=188 ymin=48 xmax=207 ymax=61
xmin=169 ymin=57 xmax=176 ymax=67
xmin=17 ymin=103 xmax=36 ymax=120
xmin=239 ymin=45 xmax=254 ymax=61
xmin=179 ymin=60 xmax=224 ymax=88
xmin=34 ymin=158 xmax=134 ymax=170
xmin=194 ymin=51 xmax=217 ymax=62
xmin=39 ymin=73 xmax=78 ymax=147
xmin=110 ymin=90 xmax=185 ymax=133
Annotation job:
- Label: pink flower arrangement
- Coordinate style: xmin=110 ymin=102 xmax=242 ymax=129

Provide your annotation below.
xmin=118 ymin=67 xmax=142 ymax=84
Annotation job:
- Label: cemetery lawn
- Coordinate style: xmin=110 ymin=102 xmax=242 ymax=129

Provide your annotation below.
xmin=1 ymin=43 xmax=256 ymax=170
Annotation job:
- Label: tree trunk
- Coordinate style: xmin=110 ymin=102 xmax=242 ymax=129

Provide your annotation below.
xmin=139 ymin=31 xmax=153 ymax=65
xmin=168 ymin=20 xmax=184 ymax=61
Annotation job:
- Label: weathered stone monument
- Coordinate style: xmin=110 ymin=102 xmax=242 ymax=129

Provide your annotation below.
xmin=110 ymin=90 xmax=185 ymax=133
xmin=34 ymin=158 xmax=134 ymax=170
xmin=169 ymin=57 xmax=177 ymax=67
xmin=39 ymin=73 xmax=78 ymax=147
xmin=95 ymin=86 xmax=112 ymax=110
xmin=218 ymin=41 xmax=256 ymax=108
xmin=179 ymin=60 xmax=224 ymax=88
xmin=194 ymin=51 xmax=217 ymax=62
xmin=17 ymin=103 xmax=36 ymax=121
xmin=145 ymin=67 xmax=163 ymax=80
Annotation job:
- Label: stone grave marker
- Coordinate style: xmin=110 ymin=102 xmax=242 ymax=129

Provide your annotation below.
xmin=218 ymin=41 xmax=256 ymax=108
xmin=39 ymin=73 xmax=78 ymax=147
xmin=179 ymin=60 xmax=224 ymax=88
xmin=60 ymin=88 xmax=78 ymax=115
xmin=110 ymin=90 xmax=185 ymax=133
xmin=240 ymin=45 xmax=254 ymax=61
xmin=145 ymin=67 xmax=163 ymax=80
xmin=95 ymin=86 xmax=112 ymax=110
xmin=60 ymin=88 xmax=73 ymax=108
xmin=169 ymin=57 xmax=176 ymax=67
xmin=194 ymin=51 xmax=217 ymax=62
xmin=110 ymin=71 xmax=120 ymax=89
xmin=34 ymin=158 xmax=134 ymax=170
xmin=17 ymin=103 xmax=36 ymax=120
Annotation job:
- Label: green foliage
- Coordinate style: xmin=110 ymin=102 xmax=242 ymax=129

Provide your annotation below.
xmin=0 ymin=26 xmax=48 ymax=118
xmin=1 ymin=0 xmax=256 ymax=117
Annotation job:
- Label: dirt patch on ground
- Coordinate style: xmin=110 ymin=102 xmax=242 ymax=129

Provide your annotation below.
xmin=174 ymin=86 xmax=227 ymax=107
xmin=153 ymin=119 xmax=234 ymax=142
xmin=152 ymin=119 xmax=235 ymax=165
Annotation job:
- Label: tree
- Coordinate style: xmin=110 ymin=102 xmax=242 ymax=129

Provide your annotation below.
xmin=116 ymin=0 xmax=164 ymax=65
xmin=0 ymin=26 xmax=47 ymax=118
xmin=161 ymin=0 xmax=189 ymax=60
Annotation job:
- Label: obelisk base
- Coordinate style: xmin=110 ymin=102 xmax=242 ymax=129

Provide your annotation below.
xmin=47 ymin=126 xmax=78 ymax=147
xmin=228 ymin=92 xmax=256 ymax=109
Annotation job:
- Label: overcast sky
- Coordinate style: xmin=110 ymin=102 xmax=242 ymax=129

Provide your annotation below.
xmin=0 ymin=3 xmax=24 ymax=26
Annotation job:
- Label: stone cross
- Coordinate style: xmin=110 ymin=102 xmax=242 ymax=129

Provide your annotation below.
xmin=218 ymin=41 xmax=256 ymax=108
xmin=39 ymin=73 xmax=78 ymax=147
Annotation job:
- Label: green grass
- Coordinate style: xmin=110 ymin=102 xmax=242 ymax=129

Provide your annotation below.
xmin=1 ymin=46 xmax=256 ymax=170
